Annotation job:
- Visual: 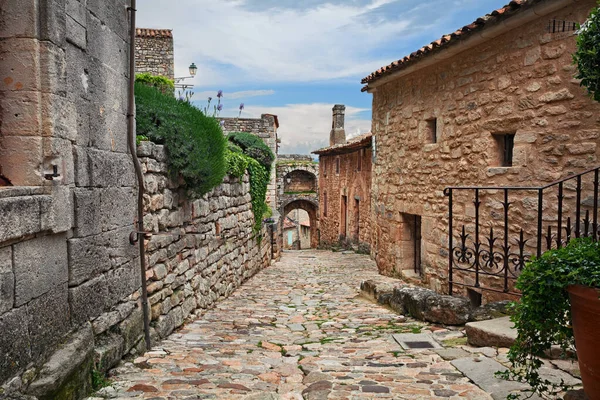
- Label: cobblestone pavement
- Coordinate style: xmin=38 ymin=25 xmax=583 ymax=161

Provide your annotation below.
xmin=99 ymin=250 xmax=491 ymax=400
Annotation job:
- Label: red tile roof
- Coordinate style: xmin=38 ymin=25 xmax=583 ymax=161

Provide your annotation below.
xmin=135 ymin=28 xmax=173 ymax=38
xmin=312 ymin=133 xmax=372 ymax=156
xmin=361 ymin=0 xmax=532 ymax=88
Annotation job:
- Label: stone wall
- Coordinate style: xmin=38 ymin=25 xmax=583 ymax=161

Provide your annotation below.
xmin=134 ymin=29 xmax=174 ymax=80
xmin=318 ymin=147 xmax=372 ymax=248
xmin=368 ymin=0 xmax=600 ymax=300
xmin=0 ymin=0 xmax=142 ymax=397
xmin=138 ymin=141 xmax=273 ymax=339
xmin=222 ymin=115 xmax=279 ymax=211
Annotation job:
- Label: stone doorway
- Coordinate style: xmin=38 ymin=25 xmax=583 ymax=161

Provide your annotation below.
xmin=340 ymin=195 xmax=348 ymax=238
xmin=399 ymin=213 xmax=422 ymax=277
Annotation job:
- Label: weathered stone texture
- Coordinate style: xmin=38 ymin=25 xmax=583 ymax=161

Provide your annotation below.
xmin=369 ymin=1 xmax=600 ymax=300
xmin=135 ymin=32 xmax=174 ymax=80
xmin=140 ymin=141 xmax=273 ymax=339
xmin=317 ymin=145 xmax=372 ymax=248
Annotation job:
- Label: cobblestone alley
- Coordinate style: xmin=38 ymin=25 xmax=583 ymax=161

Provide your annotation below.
xmin=96 ymin=250 xmax=492 ymax=400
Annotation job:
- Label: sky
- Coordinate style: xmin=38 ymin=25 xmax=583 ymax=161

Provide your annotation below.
xmin=138 ymin=0 xmax=510 ymax=155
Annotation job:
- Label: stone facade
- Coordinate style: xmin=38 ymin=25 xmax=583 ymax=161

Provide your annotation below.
xmin=222 ymin=115 xmax=279 ymax=211
xmin=0 ymin=0 xmax=140 ymax=397
xmin=314 ymin=135 xmax=372 ymax=249
xmin=276 ymin=156 xmax=319 ymax=248
xmin=364 ymin=0 xmax=600 ymax=299
xmin=138 ymin=141 xmax=273 ymax=338
xmin=134 ymin=28 xmax=174 ymax=80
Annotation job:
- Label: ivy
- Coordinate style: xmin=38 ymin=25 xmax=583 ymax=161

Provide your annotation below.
xmin=225 ymin=141 xmax=272 ymax=235
xmin=497 ymin=238 xmax=600 ymax=398
xmin=573 ymin=3 xmax=600 ymax=102
xmin=135 ymin=73 xmax=174 ymax=95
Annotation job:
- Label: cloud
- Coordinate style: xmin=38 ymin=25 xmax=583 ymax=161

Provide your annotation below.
xmin=239 ymin=103 xmax=371 ymax=155
xmin=192 ymin=89 xmax=275 ymax=102
xmin=137 ymin=0 xmax=420 ymax=87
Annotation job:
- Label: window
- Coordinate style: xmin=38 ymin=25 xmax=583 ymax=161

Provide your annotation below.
xmin=426 ymin=118 xmax=437 ymax=143
xmin=336 ymin=157 xmax=340 ymax=174
xmin=357 ymin=149 xmax=362 ymax=171
xmin=323 ymin=192 xmax=328 ymax=217
xmin=493 ymin=133 xmax=515 ymax=167
xmin=323 ymin=159 xmax=327 ymax=177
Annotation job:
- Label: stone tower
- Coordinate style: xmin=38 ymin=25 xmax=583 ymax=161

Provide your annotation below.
xmin=329 ymin=104 xmax=346 ymax=146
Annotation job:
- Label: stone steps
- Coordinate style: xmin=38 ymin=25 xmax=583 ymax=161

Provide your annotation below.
xmin=465 ymin=316 xmax=517 ymax=348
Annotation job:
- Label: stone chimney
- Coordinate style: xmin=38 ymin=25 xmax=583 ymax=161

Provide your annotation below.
xmin=329 ymin=104 xmax=346 ymax=146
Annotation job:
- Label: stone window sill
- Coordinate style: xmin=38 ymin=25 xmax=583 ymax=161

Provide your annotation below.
xmin=0 ymin=186 xmax=48 ymax=199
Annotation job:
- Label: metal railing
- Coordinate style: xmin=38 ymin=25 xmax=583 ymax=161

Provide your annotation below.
xmin=444 ymin=166 xmax=600 ymax=296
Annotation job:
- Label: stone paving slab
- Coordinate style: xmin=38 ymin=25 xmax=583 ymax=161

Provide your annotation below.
xmin=95 ymin=250 xmax=492 ymax=399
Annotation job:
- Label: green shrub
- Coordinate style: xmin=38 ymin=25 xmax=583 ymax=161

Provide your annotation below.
xmin=135 ymin=73 xmax=174 ymax=95
xmin=573 ymin=3 xmax=600 ymax=102
xmin=224 ymin=143 xmax=249 ymax=179
xmin=227 ymin=132 xmax=275 ymax=172
xmin=498 ymin=238 xmax=600 ymax=398
xmin=135 ymin=82 xmax=226 ymax=197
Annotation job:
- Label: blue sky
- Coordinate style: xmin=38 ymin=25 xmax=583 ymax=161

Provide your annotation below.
xmin=138 ymin=0 xmax=510 ymax=154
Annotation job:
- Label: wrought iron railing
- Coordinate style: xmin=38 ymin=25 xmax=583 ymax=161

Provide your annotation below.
xmin=444 ymin=166 xmax=600 ymax=297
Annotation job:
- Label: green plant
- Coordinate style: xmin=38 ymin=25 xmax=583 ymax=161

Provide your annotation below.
xmin=573 ymin=3 xmax=600 ymax=102
xmin=135 ymin=82 xmax=226 ymax=197
xmin=91 ymin=369 xmax=110 ymax=391
xmin=227 ymin=132 xmax=275 ymax=173
xmin=135 ymin=73 xmax=174 ymax=95
xmin=498 ymin=238 xmax=600 ymax=398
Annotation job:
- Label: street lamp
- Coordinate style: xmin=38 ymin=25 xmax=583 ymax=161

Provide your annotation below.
xmin=174 ymin=63 xmax=197 ymax=100
xmin=189 ymin=62 xmax=197 ymax=76
xmin=174 ymin=62 xmax=198 ymax=85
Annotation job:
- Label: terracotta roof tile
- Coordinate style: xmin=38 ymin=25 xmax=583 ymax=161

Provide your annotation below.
xmin=135 ymin=28 xmax=173 ymax=38
xmin=312 ymin=133 xmax=372 ymax=155
xmin=361 ymin=0 xmax=533 ymax=87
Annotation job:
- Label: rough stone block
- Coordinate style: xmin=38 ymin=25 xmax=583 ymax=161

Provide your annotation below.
xmin=66 ymin=15 xmax=87 ymax=50
xmin=68 ymin=226 xmax=137 ymax=285
xmin=86 ymin=0 xmax=129 ymax=41
xmin=88 ymin=108 xmax=128 ymax=153
xmin=0 ymin=135 xmax=44 ymax=186
xmin=465 ymin=316 xmax=517 ymax=348
xmin=155 ymin=306 xmax=183 ymax=338
xmin=73 ymin=187 xmax=136 ymax=237
xmin=0 ymin=38 xmax=41 ymax=92
xmin=14 ymin=233 xmax=68 ymax=306
xmin=87 ymin=148 xmax=135 ymax=187
xmin=0 ymin=0 xmax=37 ymax=39
xmin=26 ymin=284 xmax=70 ymax=360
xmin=0 ymin=246 xmax=15 ymax=314
xmin=39 ymin=41 xmax=67 ymax=95
xmin=105 ymin=262 xmax=141 ymax=307
xmin=0 ymin=306 xmax=31 ymax=383
xmin=41 ymin=185 xmax=73 ymax=234
xmin=0 ymin=89 xmax=42 ymax=137
xmin=38 ymin=0 xmax=67 ymax=46
xmin=423 ymin=295 xmax=471 ymax=325
xmin=0 ymin=196 xmax=45 ymax=243
xmin=117 ymin=306 xmax=144 ymax=353
xmin=66 ymin=0 xmax=86 ymax=26
xmin=27 ymin=323 xmax=94 ymax=400
xmin=94 ymin=332 xmax=125 ymax=373
xmin=69 ymin=275 xmax=108 ymax=326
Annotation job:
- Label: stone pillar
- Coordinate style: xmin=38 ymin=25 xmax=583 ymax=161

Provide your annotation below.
xmin=329 ymin=104 xmax=346 ymax=146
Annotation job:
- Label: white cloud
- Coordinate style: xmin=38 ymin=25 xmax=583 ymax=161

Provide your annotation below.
xmin=137 ymin=0 xmax=415 ymax=87
xmin=240 ymin=103 xmax=371 ymax=155
xmin=192 ymin=89 xmax=275 ymax=102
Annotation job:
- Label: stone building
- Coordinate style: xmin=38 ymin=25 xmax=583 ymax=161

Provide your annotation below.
xmin=135 ymin=28 xmax=174 ymax=80
xmin=313 ymin=106 xmax=372 ymax=249
xmin=361 ymin=0 xmax=600 ymax=299
xmin=222 ymin=115 xmax=280 ymax=210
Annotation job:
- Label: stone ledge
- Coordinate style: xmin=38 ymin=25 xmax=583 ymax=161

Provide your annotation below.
xmin=361 ymin=279 xmax=511 ymax=326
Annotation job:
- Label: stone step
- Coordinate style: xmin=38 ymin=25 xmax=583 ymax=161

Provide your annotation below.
xmin=465 ymin=316 xmax=516 ymax=348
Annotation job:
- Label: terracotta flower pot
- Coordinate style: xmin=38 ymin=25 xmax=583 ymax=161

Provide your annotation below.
xmin=567 ymin=284 xmax=600 ymax=400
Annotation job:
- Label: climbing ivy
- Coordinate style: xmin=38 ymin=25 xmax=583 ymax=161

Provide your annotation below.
xmin=573 ymin=3 xmax=600 ymax=102
xmin=135 ymin=73 xmax=174 ymax=95
xmin=225 ymin=141 xmax=272 ymax=235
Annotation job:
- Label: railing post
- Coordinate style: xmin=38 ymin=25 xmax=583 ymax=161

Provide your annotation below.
xmin=447 ymin=189 xmax=453 ymax=295
xmin=557 ymin=182 xmax=563 ymax=248
xmin=594 ymin=169 xmax=599 ymax=242
xmin=575 ymin=175 xmax=581 ymax=238
xmin=474 ymin=189 xmax=480 ymax=288
xmin=503 ymin=189 xmax=510 ymax=292
xmin=537 ymin=189 xmax=543 ymax=258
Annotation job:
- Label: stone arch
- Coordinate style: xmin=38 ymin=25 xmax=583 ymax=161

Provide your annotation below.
xmin=282 ymin=198 xmax=319 ymax=249
xmin=283 ymin=169 xmax=317 ymax=193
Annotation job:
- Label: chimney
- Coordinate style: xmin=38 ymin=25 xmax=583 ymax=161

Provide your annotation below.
xmin=329 ymin=104 xmax=346 ymax=146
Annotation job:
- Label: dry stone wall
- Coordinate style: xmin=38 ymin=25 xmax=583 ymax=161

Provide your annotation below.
xmin=134 ymin=31 xmax=174 ymax=80
xmin=138 ymin=141 xmax=272 ymax=338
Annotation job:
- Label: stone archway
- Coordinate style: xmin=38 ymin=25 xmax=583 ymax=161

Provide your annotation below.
xmin=282 ymin=198 xmax=319 ymax=249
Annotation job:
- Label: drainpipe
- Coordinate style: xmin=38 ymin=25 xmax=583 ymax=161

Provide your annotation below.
xmin=127 ymin=0 xmax=152 ymax=351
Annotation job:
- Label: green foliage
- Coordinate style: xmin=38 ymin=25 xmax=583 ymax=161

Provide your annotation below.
xmin=224 ymin=139 xmax=272 ymax=234
xmin=498 ymin=238 xmax=600 ymax=398
xmin=136 ymin=135 xmax=148 ymax=145
xmin=91 ymin=369 xmax=110 ymax=391
xmin=135 ymin=73 xmax=174 ymax=95
xmin=227 ymin=132 xmax=275 ymax=172
xmin=135 ymin=82 xmax=226 ymax=197
xmin=573 ymin=4 xmax=600 ymax=102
